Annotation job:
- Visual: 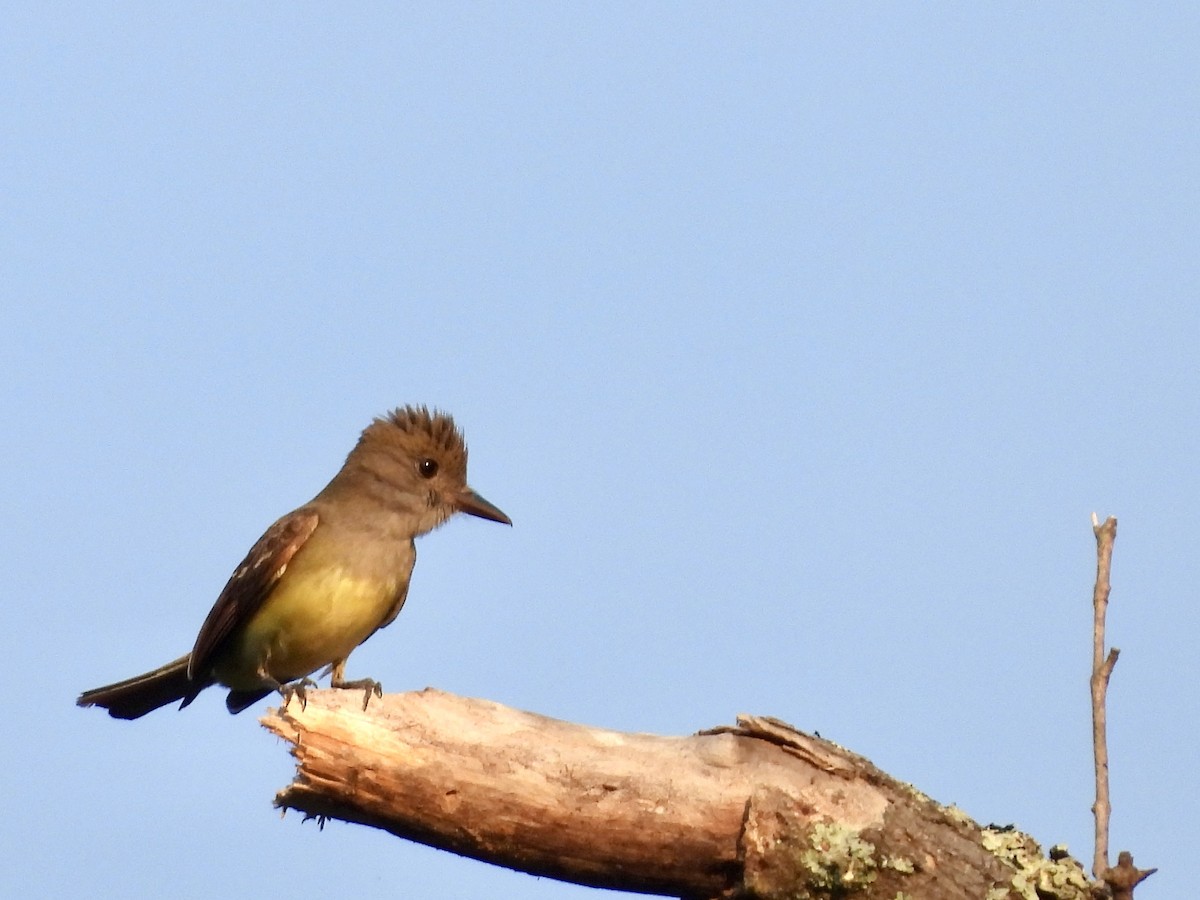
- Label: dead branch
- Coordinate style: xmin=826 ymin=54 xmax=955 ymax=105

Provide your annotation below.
xmin=262 ymin=688 xmax=1093 ymax=899
xmin=1088 ymin=514 xmax=1155 ymax=896
xmin=1090 ymin=513 xmax=1119 ymax=878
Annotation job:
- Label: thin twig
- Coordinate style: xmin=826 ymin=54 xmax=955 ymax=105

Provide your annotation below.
xmin=1089 ymin=513 xmax=1118 ymax=879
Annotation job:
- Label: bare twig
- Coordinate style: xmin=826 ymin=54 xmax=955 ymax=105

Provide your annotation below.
xmin=1089 ymin=513 xmax=1118 ymax=879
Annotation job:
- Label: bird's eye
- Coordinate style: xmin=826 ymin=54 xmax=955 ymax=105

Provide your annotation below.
xmin=418 ymin=458 xmax=439 ymax=479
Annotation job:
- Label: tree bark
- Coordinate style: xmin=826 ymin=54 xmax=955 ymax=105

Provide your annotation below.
xmin=262 ymin=688 xmax=1092 ymax=899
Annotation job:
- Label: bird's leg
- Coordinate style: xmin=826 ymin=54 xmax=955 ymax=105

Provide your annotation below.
xmin=329 ymin=659 xmax=383 ymax=711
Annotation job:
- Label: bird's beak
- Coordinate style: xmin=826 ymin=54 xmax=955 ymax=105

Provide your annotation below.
xmin=455 ymin=489 xmax=512 ymax=526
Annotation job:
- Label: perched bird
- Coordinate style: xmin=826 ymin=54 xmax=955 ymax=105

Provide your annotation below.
xmin=78 ymin=406 xmax=510 ymax=719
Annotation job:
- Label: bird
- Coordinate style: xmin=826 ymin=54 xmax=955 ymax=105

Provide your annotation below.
xmin=77 ymin=406 xmax=510 ymax=719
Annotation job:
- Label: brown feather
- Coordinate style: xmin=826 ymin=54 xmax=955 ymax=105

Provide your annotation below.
xmin=187 ymin=509 xmax=319 ymax=679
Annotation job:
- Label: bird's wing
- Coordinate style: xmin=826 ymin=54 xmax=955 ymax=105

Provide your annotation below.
xmin=188 ymin=508 xmax=320 ymax=680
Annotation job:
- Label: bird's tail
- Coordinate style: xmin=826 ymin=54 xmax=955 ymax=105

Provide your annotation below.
xmin=77 ymin=654 xmax=211 ymax=720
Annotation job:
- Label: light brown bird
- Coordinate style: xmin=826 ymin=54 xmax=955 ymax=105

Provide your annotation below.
xmin=78 ymin=406 xmax=510 ymax=719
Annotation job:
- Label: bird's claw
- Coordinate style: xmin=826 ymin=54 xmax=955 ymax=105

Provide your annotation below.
xmin=280 ymin=677 xmax=319 ymax=711
xmin=331 ymin=677 xmax=383 ymax=711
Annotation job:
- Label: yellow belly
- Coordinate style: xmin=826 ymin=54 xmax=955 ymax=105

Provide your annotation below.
xmin=212 ymin=562 xmax=401 ymax=690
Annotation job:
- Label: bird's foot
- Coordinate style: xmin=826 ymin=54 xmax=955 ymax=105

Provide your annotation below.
xmin=330 ymin=676 xmax=383 ymax=711
xmin=279 ymin=677 xmax=319 ymax=711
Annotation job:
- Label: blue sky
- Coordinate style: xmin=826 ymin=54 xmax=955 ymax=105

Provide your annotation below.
xmin=3 ymin=5 xmax=1194 ymax=898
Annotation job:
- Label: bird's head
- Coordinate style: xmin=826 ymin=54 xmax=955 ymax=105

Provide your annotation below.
xmin=341 ymin=405 xmax=511 ymax=534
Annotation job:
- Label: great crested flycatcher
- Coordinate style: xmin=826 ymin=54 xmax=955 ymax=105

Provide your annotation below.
xmin=77 ymin=406 xmax=510 ymax=720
